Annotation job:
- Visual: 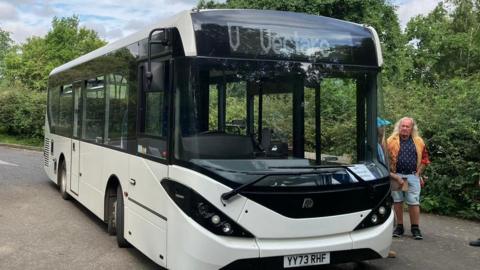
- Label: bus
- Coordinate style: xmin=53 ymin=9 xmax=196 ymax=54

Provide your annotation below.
xmin=44 ymin=9 xmax=393 ymax=270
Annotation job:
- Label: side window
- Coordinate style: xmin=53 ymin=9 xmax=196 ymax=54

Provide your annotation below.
xmin=58 ymin=84 xmax=73 ymax=136
xmin=82 ymin=76 xmax=105 ymax=143
xmin=137 ymin=60 xmax=168 ymax=159
xmin=105 ymin=74 xmax=129 ymax=149
xmin=48 ymin=86 xmax=60 ymax=133
xmin=144 ymin=92 xmax=163 ymax=136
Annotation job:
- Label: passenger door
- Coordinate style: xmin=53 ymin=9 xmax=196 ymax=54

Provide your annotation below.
xmin=70 ymin=81 xmax=82 ymax=195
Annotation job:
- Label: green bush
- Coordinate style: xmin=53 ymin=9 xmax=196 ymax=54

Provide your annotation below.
xmin=0 ymin=87 xmax=46 ymax=138
xmin=384 ymin=77 xmax=480 ymax=220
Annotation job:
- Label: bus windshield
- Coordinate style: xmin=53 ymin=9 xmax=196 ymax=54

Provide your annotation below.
xmin=174 ymin=57 xmax=379 ymax=168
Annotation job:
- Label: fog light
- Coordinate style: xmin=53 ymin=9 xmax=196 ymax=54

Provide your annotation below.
xmin=222 ymin=222 xmax=233 ymax=234
xmin=371 ymin=214 xmax=378 ymax=224
xmin=378 ymin=206 xmax=386 ymax=215
xmin=211 ymin=215 xmax=221 ymax=225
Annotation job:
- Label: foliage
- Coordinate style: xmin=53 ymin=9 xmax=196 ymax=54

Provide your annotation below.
xmin=0 ymin=28 xmax=14 ymax=78
xmin=3 ymin=16 xmax=106 ymax=92
xmin=383 ymin=76 xmax=480 ymax=219
xmin=0 ymin=128 xmax=43 ymax=147
xmin=0 ymin=84 xmax=46 ymax=138
xmin=406 ymin=0 xmax=480 ymax=83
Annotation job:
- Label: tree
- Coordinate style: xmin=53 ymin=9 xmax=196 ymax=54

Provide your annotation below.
xmin=4 ymin=16 xmax=106 ymax=91
xmin=405 ymin=0 xmax=480 ymax=83
xmin=0 ymin=28 xmax=14 ymax=79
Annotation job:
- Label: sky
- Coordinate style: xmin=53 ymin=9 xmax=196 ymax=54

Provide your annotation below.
xmin=0 ymin=0 xmax=443 ymax=44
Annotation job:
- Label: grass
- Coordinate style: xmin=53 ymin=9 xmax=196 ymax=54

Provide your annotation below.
xmin=0 ymin=131 xmax=43 ymax=148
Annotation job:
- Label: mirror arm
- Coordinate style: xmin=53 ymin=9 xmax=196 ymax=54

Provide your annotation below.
xmin=147 ymin=28 xmax=169 ymax=90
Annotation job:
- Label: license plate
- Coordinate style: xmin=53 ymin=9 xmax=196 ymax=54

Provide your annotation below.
xmin=283 ymin=252 xmax=330 ymax=268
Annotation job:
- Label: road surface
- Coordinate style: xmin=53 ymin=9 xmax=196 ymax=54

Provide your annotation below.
xmin=0 ymin=146 xmax=478 ymax=269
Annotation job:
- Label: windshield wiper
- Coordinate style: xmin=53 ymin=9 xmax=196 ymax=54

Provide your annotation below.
xmin=221 ymin=172 xmax=302 ymax=202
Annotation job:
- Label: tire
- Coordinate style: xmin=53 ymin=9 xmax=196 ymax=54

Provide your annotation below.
xmin=59 ymin=161 xmax=70 ymax=200
xmin=106 ymin=189 xmax=117 ymax=235
xmin=116 ymin=185 xmax=130 ymax=247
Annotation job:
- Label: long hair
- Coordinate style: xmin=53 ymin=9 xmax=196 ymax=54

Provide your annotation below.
xmin=388 ymin=117 xmax=419 ymax=140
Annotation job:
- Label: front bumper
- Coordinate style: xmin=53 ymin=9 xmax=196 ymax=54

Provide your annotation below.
xmin=222 ymin=211 xmax=394 ymax=269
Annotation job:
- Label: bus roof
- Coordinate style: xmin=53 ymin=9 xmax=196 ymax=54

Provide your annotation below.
xmin=50 ymin=9 xmax=382 ymax=76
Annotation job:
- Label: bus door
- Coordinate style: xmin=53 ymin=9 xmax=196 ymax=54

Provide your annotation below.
xmin=70 ymin=81 xmax=82 ymax=195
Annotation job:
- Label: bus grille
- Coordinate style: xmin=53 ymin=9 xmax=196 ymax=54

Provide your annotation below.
xmin=44 ymin=138 xmax=49 ymax=167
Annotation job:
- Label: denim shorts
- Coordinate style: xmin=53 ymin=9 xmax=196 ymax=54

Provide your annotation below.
xmin=391 ymin=174 xmax=421 ymax=205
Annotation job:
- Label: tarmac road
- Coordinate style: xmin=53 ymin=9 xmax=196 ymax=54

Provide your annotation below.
xmin=0 ymin=145 xmax=479 ymax=270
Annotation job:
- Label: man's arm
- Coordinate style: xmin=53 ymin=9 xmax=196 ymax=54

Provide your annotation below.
xmin=416 ymin=145 xmax=430 ymax=177
xmin=416 ymin=164 xmax=426 ymax=177
xmin=390 ymin=172 xmax=404 ymax=185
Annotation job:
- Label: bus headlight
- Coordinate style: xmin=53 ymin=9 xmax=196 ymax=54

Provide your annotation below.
xmin=354 ymin=194 xmax=392 ymax=230
xmin=162 ymin=179 xmax=254 ymax=238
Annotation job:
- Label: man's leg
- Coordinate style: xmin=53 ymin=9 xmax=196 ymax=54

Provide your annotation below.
xmin=394 ymin=202 xmax=404 ymax=224
xmin=406 ymin=175 xmax=422 ymax=239
xmin=392 ymin=202 xmax=404 ymax=237
xmin=409 ymin=205 xmax=420 ymax=225
xmin=391 ymin=189 xmax=405 ymax=237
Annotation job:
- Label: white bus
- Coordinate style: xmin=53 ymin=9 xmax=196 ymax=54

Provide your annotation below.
xmin=44 ymin=9 xmax=393 ymax=270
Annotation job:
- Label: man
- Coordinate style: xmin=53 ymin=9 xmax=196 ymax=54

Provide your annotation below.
xmin=387 ymin=117 xmax=430 ymax=240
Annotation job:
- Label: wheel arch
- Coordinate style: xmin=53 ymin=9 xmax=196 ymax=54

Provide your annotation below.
xmin=57 ymin=153 xmax=66 ymax=186
xmin=104 ymin=174 xmax=121 ymax=222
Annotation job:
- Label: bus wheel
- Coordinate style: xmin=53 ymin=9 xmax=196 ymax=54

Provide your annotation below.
xmin=116 ymin=185 xmax=130 ymax=248
xmin=59 ymin=161 xmax=70 ymax=200
xmin=107 ymin=188 xmax=117 ymax=235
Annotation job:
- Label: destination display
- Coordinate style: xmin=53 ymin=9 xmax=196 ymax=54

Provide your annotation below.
xmin=192 ymin=10 xmax=378 ymax=66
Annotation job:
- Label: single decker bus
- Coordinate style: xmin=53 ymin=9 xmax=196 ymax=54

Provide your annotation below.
xmin=44 ymin=9 xmax=393 ymax=270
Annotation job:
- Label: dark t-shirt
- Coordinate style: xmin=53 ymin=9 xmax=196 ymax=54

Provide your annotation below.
xmin=396 ymin=137 xmax=417 ymax=174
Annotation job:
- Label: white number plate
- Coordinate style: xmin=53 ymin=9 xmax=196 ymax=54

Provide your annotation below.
xmin=283 ymin=252 xmax=330 ymax=268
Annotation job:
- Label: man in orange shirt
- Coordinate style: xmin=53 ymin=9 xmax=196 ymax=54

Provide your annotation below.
xmin=387 ymin=117 xmax=430 ymax=240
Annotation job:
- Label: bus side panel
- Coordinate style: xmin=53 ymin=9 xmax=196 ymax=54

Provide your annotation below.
xmin=77 ymin=142 xmax=106 ymax=219
xmin=125 ymin=206 xmax=167 ymax=267
xmin=43 ymin=123 xmax=57 ymax=183
xmin=100 ymin=145 xmax=130 ymax=212
xmin=43 ymin=131 xmax=71 ymax=189
xmin=125 ymin=156 xmax=169 ymax=268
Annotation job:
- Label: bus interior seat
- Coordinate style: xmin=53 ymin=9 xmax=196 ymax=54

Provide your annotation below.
xmin=261 ymin=128 xmax=288 ymax=158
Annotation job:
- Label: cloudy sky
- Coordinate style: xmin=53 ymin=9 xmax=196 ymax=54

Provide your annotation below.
xmin=0 ymin=0 xmax=442 ymax=44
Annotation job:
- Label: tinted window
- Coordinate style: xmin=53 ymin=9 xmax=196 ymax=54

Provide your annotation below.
xmin=82 ymin=76 xmax=105 ymax=143
xmin=48 ymin=86 xmax=60 ymax=132
xmin=105 ymin=74 xmax=128 ymax=149
xmin=58 ymin=84 xmax=73 ymax=136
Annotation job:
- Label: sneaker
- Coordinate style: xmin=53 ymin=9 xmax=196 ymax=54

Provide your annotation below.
xmin=393 ymin=225 xmax=404 ymax=238
xmin=469 ymin=239 xmax=480 ymax=247
xmin=411 ymin=227 xmax=423 ymax=240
